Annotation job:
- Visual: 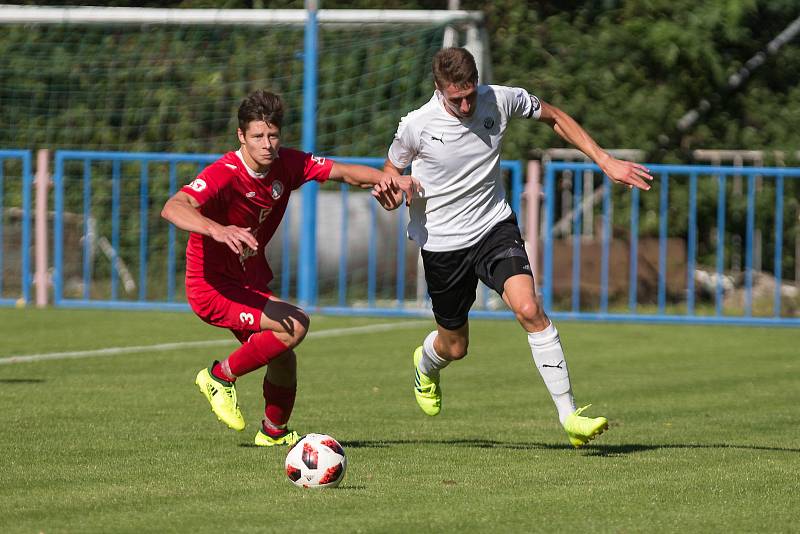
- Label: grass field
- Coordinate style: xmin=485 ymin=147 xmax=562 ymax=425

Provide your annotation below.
xmin=1 ymin=308 xmax=798 ymax=533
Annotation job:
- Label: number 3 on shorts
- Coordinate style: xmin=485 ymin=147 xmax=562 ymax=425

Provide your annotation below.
xmin=239 ymin=311 xmax=255 ymax=326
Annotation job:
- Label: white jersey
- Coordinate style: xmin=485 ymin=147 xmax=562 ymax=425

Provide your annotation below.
xmin=388 ymin=84 xmax=542 ymax=251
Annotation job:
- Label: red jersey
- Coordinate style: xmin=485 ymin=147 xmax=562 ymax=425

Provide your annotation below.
xmin=181 ymin=148 xmax=333 ymax=288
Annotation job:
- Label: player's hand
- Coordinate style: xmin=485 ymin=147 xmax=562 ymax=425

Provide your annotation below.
xmin=601 ymin=157 xmax=653 ymax=191
xmin=209 ymin=224 xmax=258 ymax=255
xmin=372 ymin=175 xmax=421 ymax=210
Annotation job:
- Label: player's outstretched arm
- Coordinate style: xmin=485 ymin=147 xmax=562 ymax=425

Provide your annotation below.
xmin=161 ymin=191 xmax=258 ymax=255
xmin=329 ymin=161 xmax=418 ymax=210
xmin=371 ymin=159 xmax=420 ymax=210
xmin=539 ymin=101 xmax=653 ymax=191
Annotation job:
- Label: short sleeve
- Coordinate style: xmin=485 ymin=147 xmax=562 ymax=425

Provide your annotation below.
xmin=181 ymin=165 xmax=227 ymax=205
xmin=387 ymin=115 xmax=418 ymax=170
xmin=299 ymin=152 xmax=333 ymax=187
xmin=500 ymin=86 xmax=543 ymax=120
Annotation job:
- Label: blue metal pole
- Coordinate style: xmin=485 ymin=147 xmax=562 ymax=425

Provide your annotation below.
xmin=111 ymin=160 xmax=121 ymax=301
xmin=396 ymin=205 xmax=406 ymax=308
xmin=82 ymin=159 xmax=92 ymax=300
xmin=368 ymin=200 xmax=377 ymax=308
xmin=167 ymin=162 xmax=177 ymax=301
xmin=298 ymin=1 xmax=319 ymax=308
xmin=600 ymin=176 xmax=611 ymax=314
xmin=744 ymin=174 xmax=756 ymax=316
xmin=773 ymin=175 xmax=784 ymax=317
xmin=0 ymin=160 xmax=5 ymax=296
xmin=629 ymin=187 xmax=639 ymax=312
xmin=139 ymin=163 xmax=149 ymax=302
xmin=657 ymin=173 xmax=668 ymax=313
xmin=53 ymin=152 xmax=64 ymax=305
xmin=543 ymin=165 xmax=555 ymax=312
xmin=338 ymin=184 xmax=348 ymax=307
xmin=687 ymin=173 xmax=697 ymax=314
xmin=20 ymin=153 xmax=32 ymax=304
xmin=571 ymin=172 xmax=582 ymax=312
xmin=715 ymin=175 xmax=727 ymax=316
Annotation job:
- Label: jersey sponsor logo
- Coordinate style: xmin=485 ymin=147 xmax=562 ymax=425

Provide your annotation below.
xmin=311 ymin=155 xmax=326 ymax=166
xmin=258 ymin=208 xmax=272 ymax=223
xmin=271 ymin=180 xmax=284 ymax=200
xmin=483 ymin=117 xmax=495 ymax=129
xmin=246 ymin=191 xmax=256 ymax=198
xmin=225 ymin=163 xmax=238 ymax=170
xmin=188 ymin=178 xmax=207 ymax=192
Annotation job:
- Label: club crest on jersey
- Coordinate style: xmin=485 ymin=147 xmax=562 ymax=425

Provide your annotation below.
xmin=483 ymin=117 xmax=495 ymax=129
xmin=311 ymin=155 xmax=326 ymax=166
xmin=270 ymin=180 xmax=284 ymax=200
xmin=188 ymin=178 xmax=207 ymax=192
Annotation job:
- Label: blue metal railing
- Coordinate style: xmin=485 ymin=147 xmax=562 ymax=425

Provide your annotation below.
xmin=0 ymin=150 xmax=32 ymax=307
xmin=45 ymin=152 xmax=800 ymax=325
xmin=542 ymin=162 xmax=800 ymax=326
xmin=50 ymin=151 xmax=524 ymax=316
xmin=53 ymin=150 xmax=219 ymax=310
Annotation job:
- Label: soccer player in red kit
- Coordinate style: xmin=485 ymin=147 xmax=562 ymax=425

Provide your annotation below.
xmin=161 ymin=90 xmax=415 ymax=447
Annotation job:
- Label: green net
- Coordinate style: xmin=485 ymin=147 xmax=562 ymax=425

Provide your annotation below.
xmin=0 ymin=21 xmax=445 ymax=156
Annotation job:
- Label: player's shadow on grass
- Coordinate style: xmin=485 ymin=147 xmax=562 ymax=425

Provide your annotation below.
xmin=340 ymin=439 xmax=800 ymax=455
xmin=0 ymin=378 xmax=45 ymax=384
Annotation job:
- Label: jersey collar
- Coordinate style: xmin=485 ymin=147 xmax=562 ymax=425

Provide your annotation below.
xmin=235 ymin=149 xmax=269 ymax=180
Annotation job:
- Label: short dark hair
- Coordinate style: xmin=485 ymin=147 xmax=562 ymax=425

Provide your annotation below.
xmin=237 ymin=90 xmax=284 ymax=132
xmin=432 ymin=47 xmax=478 ymax=89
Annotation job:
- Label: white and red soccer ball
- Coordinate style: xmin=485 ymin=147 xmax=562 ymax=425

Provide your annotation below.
xmin=285 ymin=433 xmax=347 ymax=488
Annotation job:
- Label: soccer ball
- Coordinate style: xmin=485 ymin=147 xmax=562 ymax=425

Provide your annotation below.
xmin=285 ymin=433 xmax=347 ymax=488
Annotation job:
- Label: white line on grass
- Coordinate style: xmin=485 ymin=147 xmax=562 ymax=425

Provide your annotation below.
xmin=0 ymin=320 xmax=429 ymax=365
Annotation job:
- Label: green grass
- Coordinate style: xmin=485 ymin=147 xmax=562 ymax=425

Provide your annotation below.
xmin=0 ymin=308 xmax=798 ymax=533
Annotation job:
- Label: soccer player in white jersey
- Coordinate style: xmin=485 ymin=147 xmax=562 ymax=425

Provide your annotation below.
xmin=378 ymin=47 xmax=653 ymax=447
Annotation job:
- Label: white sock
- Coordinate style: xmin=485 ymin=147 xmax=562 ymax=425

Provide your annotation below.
xmin=418 ymin=331 xmax=451 ymax=379
xmin=527 ymin=322 xmax=577 ymax=425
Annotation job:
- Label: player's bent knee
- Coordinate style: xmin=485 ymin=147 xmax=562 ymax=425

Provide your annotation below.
xmin=514 ymin=299 xmax=545 ymax=326
xmin=441 ymin=340 xmax=468 ymax=360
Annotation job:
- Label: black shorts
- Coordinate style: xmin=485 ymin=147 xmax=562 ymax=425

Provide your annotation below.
xmin=421 ymin=215 xmax=532 ymax=330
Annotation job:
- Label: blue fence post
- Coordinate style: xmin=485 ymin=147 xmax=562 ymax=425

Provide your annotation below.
xmin=82 ymin=160 xmax=92 ymax=300
xmin=600 ymin=174 xmax=611 ymax=314
xmin=110 ymin=160 xmax=121 ymax=301
xmin=139 ymin=163 xmax=150 ymax=301
xmin=338 ymin=183 xmax=349 ymax=307
xmin=629 ymin=186 xmax=640 ymax=312
xmin=657 ymin=173 xmax=669 ymax=313
xmin=543 ymin=164 xmax=555 ymax=312
xmin=53 ymin=152 xmax=64 ymax=305
xmin=396 ymin=206 xmax=406 ymax=308
xmin=571 ymin=170 xmax=583 ymax=312
xmin=744 ymin=174 xmax=756 ymax=316
xmin=298 ymin=1 xmax=319 ymax=308
xmin=687 ymin=172 xmax=697 ymax=315
xmin=773 ymin=175 xmax=784 ymax=317
xmin=715 ymin=174 xmax=727 ymax=316
xmin=20 ymin=152 xmax=32 ymax=304
xmin=0 ymin=160 xmax=6 ymax=297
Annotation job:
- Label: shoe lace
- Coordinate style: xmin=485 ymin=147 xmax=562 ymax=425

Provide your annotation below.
xmin=220 ymin=383 xmax=239 ymax=408
xmin=573 ymin=404 xmax=592 ymax=417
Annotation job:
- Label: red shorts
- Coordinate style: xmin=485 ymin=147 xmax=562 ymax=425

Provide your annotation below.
xmin=186 ymin=279 xmax=273 ymax=343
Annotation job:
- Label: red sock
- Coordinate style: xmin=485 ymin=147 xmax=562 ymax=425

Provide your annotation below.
xmin=211 ymin=361 xmax=236 ymax=382
xmin=263 ymin=378 xmax=297 ymax=429
xmin=227 ymin=331 xmax=289 ymax=377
